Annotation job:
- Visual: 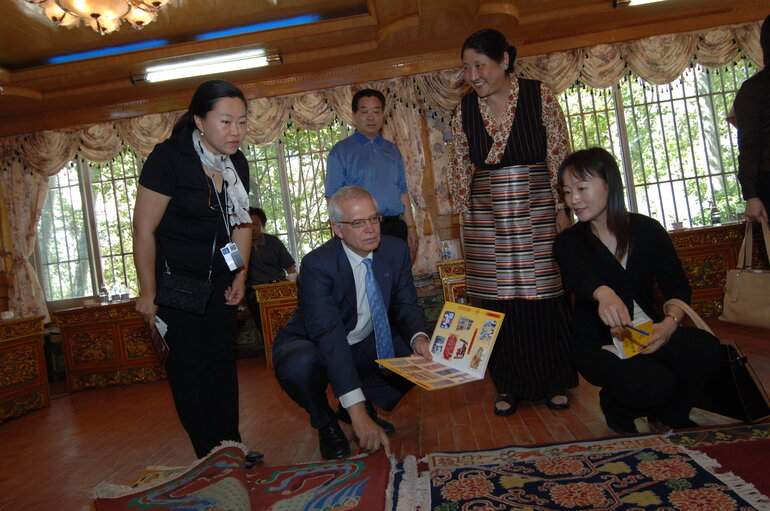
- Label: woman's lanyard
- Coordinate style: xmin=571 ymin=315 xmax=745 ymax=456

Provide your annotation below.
xmin=207 ymin=173 xmax=232 ymax=239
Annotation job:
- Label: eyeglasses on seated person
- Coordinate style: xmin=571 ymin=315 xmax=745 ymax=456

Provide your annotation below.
xmin=337 ymin=214 xmax=383 ymax=229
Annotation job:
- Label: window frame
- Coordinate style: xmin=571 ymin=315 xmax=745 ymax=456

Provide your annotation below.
xmin=558 ymin=58 xmax=755 ymax=230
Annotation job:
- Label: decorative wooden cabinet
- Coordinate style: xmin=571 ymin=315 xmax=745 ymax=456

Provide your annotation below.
xmin=437 ymin=259 xmax=467 ymax=303
xmin=0 ymin=315 xmax=48 ymax=422
xmin=53 ymin=302 xmax=165 ymax=392
xmin=669 ymin=223 xmax=768 ymax=318
xmin=253 ymin=281 xmax=297 ymax=369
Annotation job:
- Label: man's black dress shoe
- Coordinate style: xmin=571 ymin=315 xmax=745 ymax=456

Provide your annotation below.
xmin=337 ymin=401 xmax=396 ymax=436
xmin=245 ymin=451 xmax=264 ymax=469
xmin=318 ymin=421 xmax=351 ymax=460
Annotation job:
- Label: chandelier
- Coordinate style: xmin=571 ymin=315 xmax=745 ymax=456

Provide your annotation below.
xmin=24 ymin=0 xmax=171 ymax=35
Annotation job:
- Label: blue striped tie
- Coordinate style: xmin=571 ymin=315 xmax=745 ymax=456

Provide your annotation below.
xmin=363 ymin=258 xmax=394 ymax=360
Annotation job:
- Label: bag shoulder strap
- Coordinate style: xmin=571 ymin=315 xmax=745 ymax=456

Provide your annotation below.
xmin=663 ymin=298 xmax=714 ymax=335
xmin=737 ymin=219 xmax=770 ymax=269
xmin=160 ymin=231 xmax=218 ymax=281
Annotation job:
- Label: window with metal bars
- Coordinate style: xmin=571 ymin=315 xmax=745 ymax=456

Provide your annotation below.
xmin=36 ymin=161 xmax=93 ymax=301
xmin=35 ymin=123 xmax=350 ymax=302
xmin=558 ymin=57 xmax=757 ymax=230
xmin=35 ymin=146 xmax=141 ymax=303
xmin=242 ymin=120 xmax=351 ymax=263
xmin=89 ymin=148 xmax=141 ymax=296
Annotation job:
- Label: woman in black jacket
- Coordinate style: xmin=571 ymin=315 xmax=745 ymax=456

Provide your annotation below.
xmin=133 ymin=80 xmax=260 ymax=463
xmin=553 ymin=147 xmax=720 ymax=434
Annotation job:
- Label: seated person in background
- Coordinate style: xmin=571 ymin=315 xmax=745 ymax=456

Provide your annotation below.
xmin=552 ymin=147 xmax=721 ymax=435
xmin=243 ymin=207 xmax=296 ymax=330
xmin=272 ymin=186 xmax=432 ymax=460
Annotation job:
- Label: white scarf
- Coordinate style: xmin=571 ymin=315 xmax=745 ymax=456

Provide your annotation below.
xmin=192 ymin=129 xmax=251 ymax=227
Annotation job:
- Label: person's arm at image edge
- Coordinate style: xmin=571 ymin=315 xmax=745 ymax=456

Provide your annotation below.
xmin=542 ymin=84 xmax=573 ymax=233
xmin=735 ymin=84 xmax=769 ymax=222
xmin=133 ymin=185 xmax=171 ymax=325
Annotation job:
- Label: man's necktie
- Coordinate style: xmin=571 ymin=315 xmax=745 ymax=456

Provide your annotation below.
xmin=363 ymin=258 xmax=394 ymax=360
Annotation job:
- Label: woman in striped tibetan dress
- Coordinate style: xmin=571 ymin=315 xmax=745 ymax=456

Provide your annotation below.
xmin=448 ymin=28 xmax=577 ymax=416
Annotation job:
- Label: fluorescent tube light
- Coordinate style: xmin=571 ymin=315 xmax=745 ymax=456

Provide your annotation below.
xmin=138 ymin=49 xmax=280 ymax=83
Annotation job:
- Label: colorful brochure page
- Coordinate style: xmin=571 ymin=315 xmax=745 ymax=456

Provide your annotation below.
xmin=605 ymin=303 xmax=654 ymax=359
xmin=377 ymin=302 xmax=504 ymax=390
xmin=608 ymin=318 xmax=653 ymax=359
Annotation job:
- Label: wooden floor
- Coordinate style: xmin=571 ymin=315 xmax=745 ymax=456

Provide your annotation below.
xmin=1 ymin=319 xmax=767 ymax=510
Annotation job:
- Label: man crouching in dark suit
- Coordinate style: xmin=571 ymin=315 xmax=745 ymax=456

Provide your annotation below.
xmin=273 ymin=186 xmax=433 ymax=460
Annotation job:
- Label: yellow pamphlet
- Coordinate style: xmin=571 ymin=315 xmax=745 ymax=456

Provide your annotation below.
xmin=608 ymin=319 xmax=653 ymax=359
xmin=376 ymin=302 xmax=504 ymax=390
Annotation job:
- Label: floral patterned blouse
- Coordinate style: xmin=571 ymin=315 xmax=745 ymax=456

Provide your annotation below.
xmin=447 ymin=76 xmax=571 ymax=215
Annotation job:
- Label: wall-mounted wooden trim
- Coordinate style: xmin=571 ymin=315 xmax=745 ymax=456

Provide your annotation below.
xmin=478 ymin=1 xmax=520 ymax=20
xmin=0 ymin=86 xmax=42 ymax=101
xmin=376 ymin=14 xmax=420 ymax=43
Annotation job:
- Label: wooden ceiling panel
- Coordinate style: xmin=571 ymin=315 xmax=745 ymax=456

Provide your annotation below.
xmin=0 ymin=0 xmax=767 ymax=137
xmin=1 ymin=0 xmax=369 ymax=69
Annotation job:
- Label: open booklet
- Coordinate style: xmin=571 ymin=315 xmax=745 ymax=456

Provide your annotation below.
xmin=148 ymin=315 xmax=170 ymax=367
xmin=376 ymin=302 xmax=504 ymax=390
xmin=604 ymin=304 xmax=653 ymax=359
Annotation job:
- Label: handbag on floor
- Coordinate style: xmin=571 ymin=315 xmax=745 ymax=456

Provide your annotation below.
xmin=665 ymin=298 xmax=770 ymax=423
xmin=719 ymin=219 xmax=770 ymax=330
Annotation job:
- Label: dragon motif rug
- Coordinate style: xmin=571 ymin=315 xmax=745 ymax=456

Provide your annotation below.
xmin=91 ymin=443 xmax=389 ymax=510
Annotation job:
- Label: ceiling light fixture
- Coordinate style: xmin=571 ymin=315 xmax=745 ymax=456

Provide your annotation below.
xmin=132 ymin=49 xmax=281 ymax=84
xmin=23 ymin=0 xmax=171 ymax=35
xmin=613 ymin=0 xmax=667 ymax=6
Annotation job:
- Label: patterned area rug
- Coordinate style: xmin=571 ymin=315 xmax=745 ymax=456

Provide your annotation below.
xmin=91 ymin=423 xmax=770 ymax=510
xmin=91 ymin=443 xmax=389 ymax=510
xmin=668 ymin=421 xmax=770 ymax=498
xmin=420 ymin=425 xmax=770 ymax=511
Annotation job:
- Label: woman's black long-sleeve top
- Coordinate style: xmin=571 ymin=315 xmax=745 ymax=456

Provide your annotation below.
xmin=553 ymin=213 xmax=691 ymax=350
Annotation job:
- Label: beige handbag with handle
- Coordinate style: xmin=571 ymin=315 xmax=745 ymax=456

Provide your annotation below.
xmin=663 ymin=298 xmax=713 ymax=333
xmin=719 ymin=219 xmax=770 ymax=330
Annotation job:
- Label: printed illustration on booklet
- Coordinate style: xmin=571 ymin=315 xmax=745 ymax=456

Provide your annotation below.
xmin=376 ymin=302 xmax=504 ymax=390
xmin=606 ymin=319 xmax=653 ymax=359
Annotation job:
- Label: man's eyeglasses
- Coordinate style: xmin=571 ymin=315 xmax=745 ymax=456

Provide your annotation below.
xmin=337 ymin=213 xmax=383 ymax=229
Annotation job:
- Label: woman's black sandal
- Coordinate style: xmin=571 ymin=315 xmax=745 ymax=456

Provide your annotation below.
xmin=545 ymin=393 xmax=570 ymax=410
xmin=494 ymin=394 xmax=517 ymax=416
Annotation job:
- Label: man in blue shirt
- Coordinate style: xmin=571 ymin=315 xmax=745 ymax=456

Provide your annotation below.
xmin=325 ymin=89 xmax=419 ymax=259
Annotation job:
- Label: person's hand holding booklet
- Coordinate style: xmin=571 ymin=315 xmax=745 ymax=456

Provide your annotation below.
xmin=605 ymin=319 xmax=653 ymax=359
xmin=376 ymin=302 xmax=504 ymax=390
xmin=148 ymin=315 xmax=170 ymax=366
